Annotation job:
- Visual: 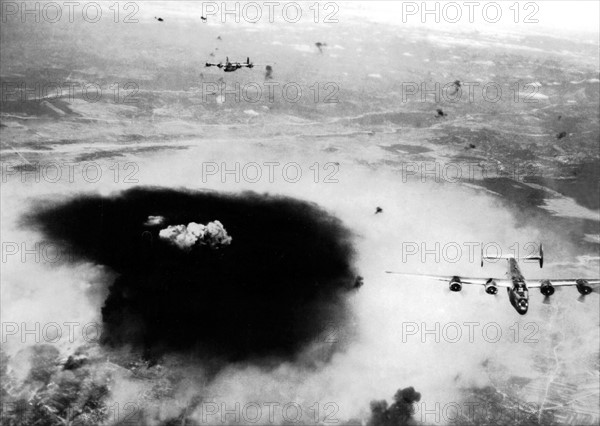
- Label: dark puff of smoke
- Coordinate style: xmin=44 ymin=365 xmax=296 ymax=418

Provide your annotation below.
xmin=315 ymin=42 xmax=327 ymax=53
xmin=265 ymin=65 xmax=273 ymax=80
xmin=24 ymin=187 xmax=359 ymax=368
xmin=367 ymin=387 xmax=422 ymax=426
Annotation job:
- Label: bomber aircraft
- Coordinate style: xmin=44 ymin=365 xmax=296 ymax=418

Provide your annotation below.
xmin=386 ymin=244 xmax=599 ymax=315
xmin=205 ymin=57 xmax=255 ymax=72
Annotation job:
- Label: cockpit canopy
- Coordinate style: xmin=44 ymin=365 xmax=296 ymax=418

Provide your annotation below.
xmin=514 ymin=283 xmax=528 ymax=297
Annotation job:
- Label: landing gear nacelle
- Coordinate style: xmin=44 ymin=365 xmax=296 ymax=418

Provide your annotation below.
xmin=576 ymin=279 xmax=592 ymax=296
xmin=485 ymin=279 xmax=498 ymax=295
xmin=449 ymin=276 xmax=462 ymax=292
xmin=540 ymin=279 xmax=555 ymax=296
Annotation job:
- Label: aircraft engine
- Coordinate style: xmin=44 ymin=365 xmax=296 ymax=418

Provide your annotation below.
xmin=485 ymin=279 xmax=498 ymax=295
xmin=576 ymin=279 xmax=592 ymax=296
xmin=540 ymin=280 xmax=555 ymax=296
xmin=449 ymin=276 xmax=462 ymax=292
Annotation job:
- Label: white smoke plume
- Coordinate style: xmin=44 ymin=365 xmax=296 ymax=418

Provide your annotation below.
xmin=158 ymin=220 xmax=232 ymax=250
xmin=144 ymin=215 xmax=165 ymax=226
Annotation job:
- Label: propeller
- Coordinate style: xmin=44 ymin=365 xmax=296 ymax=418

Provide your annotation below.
xmin=577 ymin=286 xmax=599 ymax=303
xmin=542 ymin=286 xmax=556 ymax=305
xmin=485 ymin=290 xmax=501 ymax=303
xmin=446 ymin=286 xmax=465 ymax=297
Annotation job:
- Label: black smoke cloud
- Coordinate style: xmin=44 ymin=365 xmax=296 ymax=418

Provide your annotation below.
xmin=25 ymin=187 xmax=358 ymax=365
xmin=367 ymin=387 xmax=422 ymax=426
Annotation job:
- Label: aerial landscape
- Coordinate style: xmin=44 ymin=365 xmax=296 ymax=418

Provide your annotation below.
xmin=1 ymin=2 xmax=599 ymax=425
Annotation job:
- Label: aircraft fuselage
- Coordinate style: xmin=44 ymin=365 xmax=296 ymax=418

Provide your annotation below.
xmin=223 ymin=62 xmax=248 ymax=72
xmin=506 ymin=258 xmax=529 ymax=315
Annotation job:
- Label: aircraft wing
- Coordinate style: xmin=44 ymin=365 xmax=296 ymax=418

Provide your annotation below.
xmin=527 ymin=279 xmax=600 ymax=288
xmin=385 ymin=272 xmax=513 ymax=287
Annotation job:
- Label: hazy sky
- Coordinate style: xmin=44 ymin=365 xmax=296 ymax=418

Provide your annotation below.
xmin=346 ymin=1 xmax=600 ymax=36
xmin=140 ymin=1 xmax=600 ymax=39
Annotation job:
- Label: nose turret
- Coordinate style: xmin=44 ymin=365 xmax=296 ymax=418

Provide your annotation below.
xmin=516 ymin=298 xmax=528 ymax=315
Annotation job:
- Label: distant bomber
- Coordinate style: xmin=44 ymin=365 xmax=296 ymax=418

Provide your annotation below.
xmin=206 ymin=57 xmax=255 ymax=72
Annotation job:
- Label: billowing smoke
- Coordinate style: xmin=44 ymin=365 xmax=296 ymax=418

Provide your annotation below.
xmin=158 ymin=220 xmax=232 ymax=250
xmin=367 ymin=387 xmax=422 ymax=426
xmin=1 ymin=344 xmax=112 ymax=426
xmin=24 ymin=187 xmax=359 ymax=368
